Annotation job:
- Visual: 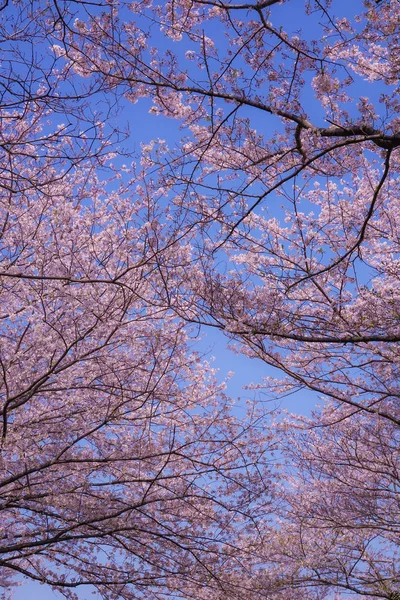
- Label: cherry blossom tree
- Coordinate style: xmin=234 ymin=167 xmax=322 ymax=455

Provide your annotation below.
xmin=64 ymin=0 xmax=399 ymax=596
xmin=0 ymin=148 xmax=277 ymax=599
xmin=0 ymin=9 xmax=276 ymax=593
xmin=1 ymin=0 xmax=400 ymax=598
xmin=273 ymin=401 xmax=400 ymax=599
xmin=46 ymin=0 xmax=399 ymax=419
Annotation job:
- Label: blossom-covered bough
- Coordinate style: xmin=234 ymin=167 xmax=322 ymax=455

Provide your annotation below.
xmin=1 ymin=0 xmax=400 ymax=598
xmin=0 ymin=152 xmax=277 ymax=599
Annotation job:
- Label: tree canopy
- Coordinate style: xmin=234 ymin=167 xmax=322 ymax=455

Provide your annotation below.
xmin=1 ymin=1 xmax=399 ymax=599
